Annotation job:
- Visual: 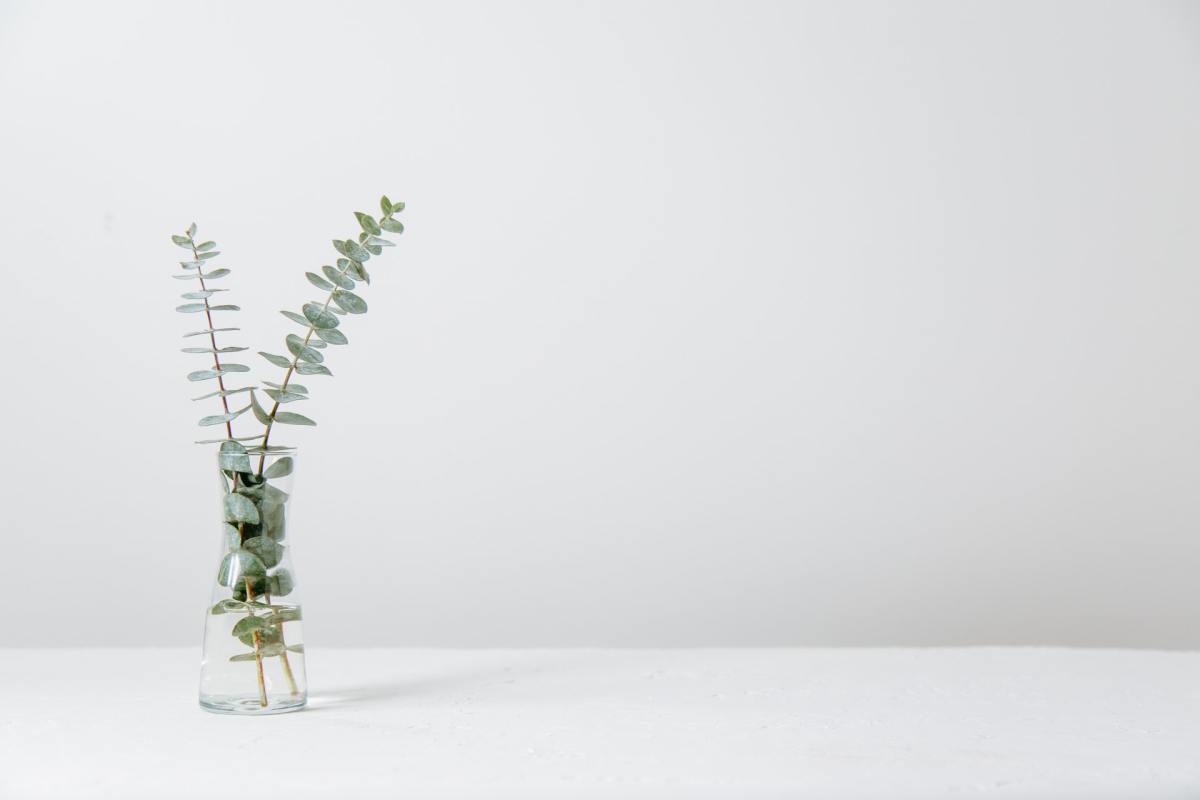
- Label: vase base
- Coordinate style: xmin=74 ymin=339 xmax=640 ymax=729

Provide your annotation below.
xmin=199 ymin=694 xmax=307 ymax=715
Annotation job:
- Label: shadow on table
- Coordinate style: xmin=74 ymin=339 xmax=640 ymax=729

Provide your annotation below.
xmin=306 ymin=652 xmax=583 ymax=711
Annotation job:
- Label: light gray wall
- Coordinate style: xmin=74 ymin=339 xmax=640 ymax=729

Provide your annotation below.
xmin=1 ymin=0 xmax=1198 ymax=647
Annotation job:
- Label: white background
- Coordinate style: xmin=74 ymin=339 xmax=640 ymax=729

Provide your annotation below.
xmin=1 ymin=0 xmax=1198 ymax=648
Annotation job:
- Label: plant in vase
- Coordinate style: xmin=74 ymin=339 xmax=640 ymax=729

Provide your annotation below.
xmin=170 ymin=197 xmax=406 ymax=714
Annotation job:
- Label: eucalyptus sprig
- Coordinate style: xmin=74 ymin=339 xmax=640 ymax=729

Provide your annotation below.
xmin=170 ymin=196 xmax=407 ymax=709
xmin=250 ymin=195 xmax=406 ymax=453
xmin=170 ymin=225 xmax=256 ymax=443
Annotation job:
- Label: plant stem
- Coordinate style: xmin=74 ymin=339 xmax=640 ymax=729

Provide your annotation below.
xmin=255 ymin=259 xmax=356 ymax=471
xmin=265 ymin=591 xmax=300 ymax=696
xmin=245 ymin=577 xmax=268 ymax=707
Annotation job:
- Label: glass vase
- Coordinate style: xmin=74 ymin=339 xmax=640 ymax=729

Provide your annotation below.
xmin=199 ymin=447 xmax=307 ymax=714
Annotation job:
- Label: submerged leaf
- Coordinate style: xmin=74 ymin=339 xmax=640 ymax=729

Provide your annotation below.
xmin=243 ymin=536 xmax=283 ymax=569
xmin=270 ymin=608 xmax=302 ymax=624
xmin=271 ymin=569 xmax=296 ymax=596
xmin=219 ymin=442 xmax=253 ymax=472
xmin=263 ymin=456 xmax=293 ymax=479
xmin=217 ymin=548 xmax=265 ymax=585
xmin=223 ymin=493 xmax=260 ymax=524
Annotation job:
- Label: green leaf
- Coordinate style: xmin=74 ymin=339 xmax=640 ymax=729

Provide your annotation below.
xmin=181 ymin=346 xmax=247 ymax=354
xmin=344 ymin=260 xmax=370 ymax=284
xmin=208 ymin=304 xmax=241 ymax=311
xmin=175 ymin=303 xmax=207 ymax=313
xmin=315 ymin=327 xmax=349 ymax=345
xmin=187 ymin=222 xmax=197 ymax=238
xmin=180 ymin=290 xmax=216 ymax=299
xmin=294 ymin=362 xmax=332 ymax=377
xmin=201 ymin=268 xmax=231 ymax=279
xmin=263 ymin=456 xmax=293 ymax=479
xmin=228 ymin=652 xmax=259 ymax=662
xmin=261 ymin=497 xmax=286 ymax=541
xmin=199 ymin=406 xmax=248 ymax=426
xmin=390 ymin=200 xmax=405 ymax=213
xmin=280 ymin=310 xmax=310 ymax=327
xmin=271 ymin=569 xmax=296 ymax=596
xmin=270 ymin=608 xmax=302 ymax=624
xmin=302 ymin=302 xmax=339 ymax=329
xmin=264 ymin=380 xmax=308 ymax=393
xmin=273 ymin=411 xmax=316 ymax=426
xmin=250 ymin=389 xmax=272 ymax=424
xmin=219 ymin=363 xmax=251 ymax=372
xmin=172 ymin=273 xmax=201 ymax=280
xmin=223 ymin=494 xmax=261 ymax=525
xmin=306 ymin=271 xmax=335 ymax=291
xmin=222 ymin=523 xmax=241 ymax=550
xmin=380 ymin=195 xmax=393 ymax=214
xmin=232 ymin=615 xmax=272 ymax=646
xmin=323 ymin=264 xmax=355 ymax=289
xmin=332 ymin=290 xmax=367 ymax=314
xmin=263 ymin=389 xmax=306 ymax=404
xmin=259 ymin=351 xmax=293 ymax=368
xmin=380 ymin=217 xmax=404 ymax=234
xmin=218 ymin=441 xmax=252 ymax=472
xmin=192 ymin=387 xmax=254 ymax=400
xmin=195 ymin=241 xmax=217 ymax=252
xmin=187 ymin=369 xmax=219 ymax=382
xmin=243 ymin=536 xmax=283 ymax=569
xmin=366 ymin=235 xmax=394 ymax=247
xmin=306 ymin=338 xmax=327 ymax=349
xmin=345 ymin=239 xmax=371 ymax=261
xmin=179 ymin=261 xmax=203 ymax=269
xmin=355 ymin=211 xmax=382 ymax=236
xmin=171 ymin=234 xmax=191 ymax=246
xmin=211 ymin=598 xmax=247 ymax=615
xmin=286 ymin=334 xmax=324 ymax=363
xmin=198 ymin=251 xmax=221 ymax=260
xmin=183 ymin=327 xmax=239 ymax=337
xmin=217 ymin=548 xmax=265 ymax=586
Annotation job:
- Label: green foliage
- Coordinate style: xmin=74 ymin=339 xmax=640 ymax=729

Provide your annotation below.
xmin=171 ymin=197 xmax=406 ymax=689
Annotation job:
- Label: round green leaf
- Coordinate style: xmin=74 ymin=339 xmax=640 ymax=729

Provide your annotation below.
xmin=217 ymin=549 xmax=266 ymax=586
xmin=243 ymin=536 xmax=283 ymax=569
xmin=218 ymin=441 xmax=252 ymax=472
xmin=315 ymin=328 xmax=348 ymax=345
xmin=302 ymin=302 xmax=339 ymax=329
xmin=332 ymin=290 xmax=367 ymax=314
xmin=323 ymin=265 xmax=355 ymax=290
xmin=263 ymin=456 xmax=294 ymax=479
xmin=223 ymin=493 xmax=260 ymax=524
xmin=271 ymin=569 xmax=296 ymax=597
xmin=306 ymin=272 xmax=335 ymax=291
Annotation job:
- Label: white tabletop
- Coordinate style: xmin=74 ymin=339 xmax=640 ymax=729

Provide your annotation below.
xmin=1 ymin=647 xmax=1197 ymax=799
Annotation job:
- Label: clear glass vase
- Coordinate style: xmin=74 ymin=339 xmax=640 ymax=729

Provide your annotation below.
xmin=199 ymin=447 xmax=307 ymax=714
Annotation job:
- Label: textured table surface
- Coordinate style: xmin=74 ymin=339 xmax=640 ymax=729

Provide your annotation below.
xmin=1 ymin=647 xmax=1197 ymax=799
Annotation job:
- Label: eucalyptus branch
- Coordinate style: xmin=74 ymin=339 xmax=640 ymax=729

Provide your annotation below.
xmin=250 ymin=195 xmax=406 ymax=461
xmin=170 ymin=224 xmax=255 ymax=443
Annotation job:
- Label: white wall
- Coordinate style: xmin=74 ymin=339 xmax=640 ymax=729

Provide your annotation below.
xmin=1 ymin=0 xmax=1198 ymax=647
